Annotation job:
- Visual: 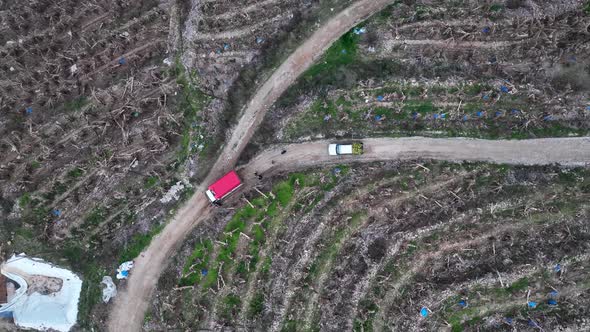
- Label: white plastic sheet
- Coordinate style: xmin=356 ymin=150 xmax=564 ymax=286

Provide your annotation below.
xmin=101 ymin=276 xmax=117 ymax=303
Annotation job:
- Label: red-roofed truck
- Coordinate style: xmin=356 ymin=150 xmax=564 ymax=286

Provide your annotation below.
xmin=206 ymin=170 xmax=243 ymax=204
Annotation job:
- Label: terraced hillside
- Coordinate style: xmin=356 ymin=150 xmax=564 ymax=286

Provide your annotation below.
xmin=247 ymin=0 xmax=590 ymax=156
xmin=152 ymin=162 xmax=590 ymax=330
xmin=0 ymin=0 xmax=357 ymax=329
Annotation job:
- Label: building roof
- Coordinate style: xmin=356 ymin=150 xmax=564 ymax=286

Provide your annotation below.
xmin=208 ymin=170 xmax=242 ymax=199
xmin=0 ymin=274 xmax=6 ymax=304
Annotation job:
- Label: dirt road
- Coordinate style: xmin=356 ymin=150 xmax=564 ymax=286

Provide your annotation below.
xmin=238 ymin=137 xmax=590 ymax=184
xmin=107 ymin=1 xmax=394 ymax=330
xmin=108 ymin=136 xmax=590 ymax=331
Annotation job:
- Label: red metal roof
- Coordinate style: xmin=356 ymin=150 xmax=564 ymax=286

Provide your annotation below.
xmin=208 ymin=170 xmax=242 ymax=199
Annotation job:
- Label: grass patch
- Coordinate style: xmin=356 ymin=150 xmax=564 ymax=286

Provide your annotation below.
xmin=199 ymin=174 xmax=309 ymax=289
xmin=119 ymin=223 xmax=164 ymax=263
xmin=307 ymin=212 xmax=365 ymax=281
xmin=220 ymin=293 xmax=242 ymax=321
xmin=505 ymin=277 xmax=529 ymax=293
xmin=19 ymin=193 xmax=32 ymax=208
xmin=29 ymin=160 xmax=41 ymax=169
xmin=275 ymin=181 xmax=294 ymax=206
xmin=179 ymin=239 xmax=213 ymax=286
xmin=304 ymin=29 xmax=359 ymax=79
xmin=63 ymin=96 xmax=89 ymax=112
xmin=403 ymin=100 xmax=436 ymax=114
xmin=144 ymin=176 xmax=159 ymax=189
xmin=67 ymin=167 xmax=84 ymax=178
xmin=172 ymin=60 xmax=210 ymax=165
xmin=84 ymin=207 xmax=106 ymax=227
xmin=248 ymin=292 xmax=265 ymax=318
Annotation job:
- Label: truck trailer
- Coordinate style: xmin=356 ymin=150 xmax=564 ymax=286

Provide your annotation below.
xmin=205 ymin=170 xmax=242 ymax=204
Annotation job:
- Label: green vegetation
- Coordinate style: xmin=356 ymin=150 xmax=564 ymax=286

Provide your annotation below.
xmin=196 ymin=173 xmax=312 ymax=290
xmin=144 ymin=176 xmax=159 ymax=189
xmin=221 ymin=294 xmax=242 ymax=320
xmin=19 ymin=192 xmax=32 ymax=208
xmin=30 ymin=160 xmax=41 ymax=169
xmin=284 ymin=86 xmax=589 ymax=141
xmin=248 ymin=292 xmax=265 ymax=318
xmin=67 ymin=167 xmax=84 ymax=178
xmin=172 ymin=59 xmax=210 ymax=165
xmin=505 ymin=277 xmax=529 ymax=293
xmin=119 ymin=223 xmax=165 ymax=263
xmin=305 ymin=29 xmax=359 ymax=78
xmin=60 ymin=242 xmax=106 ymax=328
xmin=353 ymin=300 xmax=379 ymax=332
xmin=84 ymin=207 xmax=106 ymax=227
xmin=585 ymin=1 xmax=590 ymax=14
xmin=488 ymin=3 xmax=504 ymax=12
xmin=63 ymin=96 xmax=89 ymax=112
xmin=75 ymin=262 xmax=104 ymax=328
xmin=306 ymin=212 xmax=365 ymax=281
xmin=281 ymin=320 xmax=299 ymax=332
xmin=179 ymin=239 xmax=213 ymax=286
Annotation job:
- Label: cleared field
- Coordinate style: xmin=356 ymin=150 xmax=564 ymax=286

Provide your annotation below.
xmin=245 ymin=0 xmax=590 ymax=159
xmin=152 ymin=161 xmax=590 ymax=331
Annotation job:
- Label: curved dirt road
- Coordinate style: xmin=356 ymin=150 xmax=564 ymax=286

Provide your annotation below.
xmin=107 ymin=1 xmax=394 ymax=330
xmin=239 ymin=137 xmax=590 ymax=184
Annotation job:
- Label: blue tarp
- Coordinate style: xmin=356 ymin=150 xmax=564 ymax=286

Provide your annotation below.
xmin=544 ymin=115 xmax=553 ymax=121
xmin=377 ymin=95 xmax=384 ymax=102
xmin=495 ymin=111 xmax=502 ymax=117
xmin=223 ymin=43 xmax=230 ymax=50
xmin=550 ymin=290 xmax=558 ymax=297
xmin=25 ymin=107 xmax=33 ymax=114
xmin=528 ymin=301 xmax=537 ymax=308
xmin=458 ymin=300 xmax=467 ymax=308
xmin=482 ymin=95 xmax=490 ymax=101
xmin=504 ymin=317 xmax=513 ymax=325
xmin=420 ymin=307 xmax=429 ymax=317
xmin=554 ymin=264 xmax=562 ymax=272
xmin=462 ymin=115 xmax=468 ymax=121
xmin=482 ymin=27 xmax=491 ymax=33
xmin=118 ymin=57 xmax=126 ymax=65
xmin=52 ymin=209 xmax=61 ymax=217
xmin=201 ymin=268 xmax=208 ymax=276
xmin=374 ymin=115 xmax=382 ymax=121
xmin=500 ymin=85 xmax=509 ymax=93
xmin=547 ymin=299 xmax=557 ymax=306
xmin=476 ymin=111 xmax=484 ymax=117
xmin=511 ymin=109 xmax=520 ymax=114
xmin=256 ymin=37 xmax=264 ymax=44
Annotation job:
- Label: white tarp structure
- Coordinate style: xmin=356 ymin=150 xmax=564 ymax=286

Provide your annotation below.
xmin=0 ymin=254 xmax=82 ymax=332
